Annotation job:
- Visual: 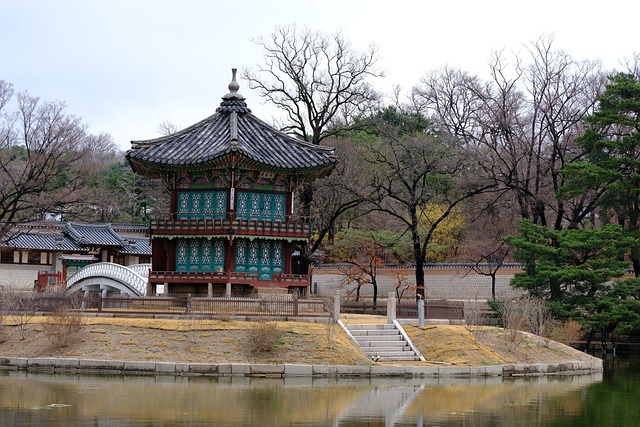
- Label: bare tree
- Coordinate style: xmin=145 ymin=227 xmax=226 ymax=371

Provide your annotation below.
xmin=620 ymin=52 xmax=640 ymax=77
xmin=309 ymin=138 xmax=375 ymax=253
xmin=468 ymin=241 xmax=512 ymax=300
xmin=365 ymin=128 xmax=496 ymax=298
xmin=413 ymin=36 xmax=605 ymax=231
xmin=243 ymin=24 xmax=384 ymax=145
xmin=328 ymin=228 xmax=400 ymax=306
xmin=157 ymin=120 xmax=179 ymax=136
xmin=3 ymin=292 xmax=37 ymax=340
xmin=0 ymin=81 xmax=102 ymax=240
xmin=458 ymin=197 xmax=517 ymax=299
xmin=244 ymin=25 xmax=385 ymax=259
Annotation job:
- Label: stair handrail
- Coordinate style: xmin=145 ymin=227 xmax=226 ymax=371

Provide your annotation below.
xmin=337 ymin=320 xmax=369 ymax=356
xmin=393 ymin=320 xmax=427 ymax=362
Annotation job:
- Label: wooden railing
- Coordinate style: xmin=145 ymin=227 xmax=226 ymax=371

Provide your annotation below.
xmin=147 ymin=270 xmax=309 ymax=288
xmin=341 ymin=299 xmax=465 ymax=320
xmin=149 ymin=213 xmax=311 ymax=239
xmin=25 ymin=293 xmax=328 ymax=318
xmin=36 ymin=271 xmax=64 ymax=292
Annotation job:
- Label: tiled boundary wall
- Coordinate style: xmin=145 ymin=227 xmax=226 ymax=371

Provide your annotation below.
xmin=312 ymin=264 xmax=525 ymax=301
xmin=0 ymin=357 xmax=602 ymax=378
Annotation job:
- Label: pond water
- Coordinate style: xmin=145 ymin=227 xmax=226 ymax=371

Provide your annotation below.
xmin=0 ymin=356 xmax=637 ymax=426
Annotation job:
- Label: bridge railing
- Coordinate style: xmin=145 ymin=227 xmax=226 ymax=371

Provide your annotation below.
xmin=126 ymin=263 xmax=151 ymax=278
xmin=66 ymin=262 xmax=148 ymax=295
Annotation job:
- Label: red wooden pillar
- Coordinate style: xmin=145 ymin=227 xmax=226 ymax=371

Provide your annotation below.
xmin=151 ymin=238 xmax=168 ymax=271
xmin=169 ymin=190 xmax=175 ymax=213
xmin=283 ymin=243 xmax=292 ymax=275
xmin=225 ymin=238 xmax=235 ymax=273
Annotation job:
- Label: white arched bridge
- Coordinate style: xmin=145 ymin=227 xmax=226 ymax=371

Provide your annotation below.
xmin=66 ymin=262 xmax=150 ymax=296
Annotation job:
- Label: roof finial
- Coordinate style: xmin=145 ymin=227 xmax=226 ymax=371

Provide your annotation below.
xmin=229 ymin=68 xmax=240 ymax=93
xmin=217 ymin=67 xmax=250 ymax=113
xmin=223 ymin=68 xmax=242 ymax=100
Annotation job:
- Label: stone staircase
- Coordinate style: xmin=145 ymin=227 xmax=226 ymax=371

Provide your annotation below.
xmin=343 ymin=323 xmax=421 ymax=362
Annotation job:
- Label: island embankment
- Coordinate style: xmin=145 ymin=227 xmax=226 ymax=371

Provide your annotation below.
xmin=0 ymin=315 xmax=602 ymax=378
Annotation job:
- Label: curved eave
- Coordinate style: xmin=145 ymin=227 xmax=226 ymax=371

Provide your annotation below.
xmin=129 ymin=112 xmax=223 ymax=150
xmin=127 ymin=151 xmax=336 ymax=180
xmin=126 ymin=108 xmax=337 ymax=178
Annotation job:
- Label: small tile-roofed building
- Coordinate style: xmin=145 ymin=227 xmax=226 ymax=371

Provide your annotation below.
xmin=0 ymin=221 xmax=151 ymax=291
xmin=126 ymin=69 xmax=337 ymax=296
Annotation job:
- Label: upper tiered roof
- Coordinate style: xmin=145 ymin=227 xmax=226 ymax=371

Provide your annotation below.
xmin=126 ymin=69 xmax=337 ymax=179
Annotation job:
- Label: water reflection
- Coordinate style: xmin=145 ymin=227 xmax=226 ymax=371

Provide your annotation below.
xmin=0 ymin=370 xmax=603 ymax=426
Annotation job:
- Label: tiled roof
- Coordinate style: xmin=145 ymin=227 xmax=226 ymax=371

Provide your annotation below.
xmin=10 ymin=221 xmax=147 ymax=237
xmin=1 ymin=222 xmax=151 ymax=255
xmin=126 ymin=70 xmax=337 ymax=177
xmin=116 ymin=237 xmax=152 ymax=256
xmin=12 ymin=220 xmax=66 ymax=231
xmin=64 ymin=223 xmax=125 ymax=247
xmin=2 ymin=232 xmax=87 ymax=252
xmin=111 ymin=223 xmax=149 ymax=235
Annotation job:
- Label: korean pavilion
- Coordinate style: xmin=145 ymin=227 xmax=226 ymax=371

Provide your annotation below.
xmin=126 ymin=70 xmax=337 ymax=297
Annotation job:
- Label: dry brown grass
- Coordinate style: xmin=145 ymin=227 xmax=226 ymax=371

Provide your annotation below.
xmin=0 ymin=316 xmax=371 ymax=365
xmin=403 ymin=324 xmax=596 ymax=366
xmin=0 ymin=316 xmax=598 ymax=367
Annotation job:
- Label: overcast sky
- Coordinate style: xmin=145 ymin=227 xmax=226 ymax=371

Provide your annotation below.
xmin=2 ymin=0 xmax=639 ymax=151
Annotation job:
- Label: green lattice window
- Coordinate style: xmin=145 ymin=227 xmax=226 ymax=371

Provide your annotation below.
xmin=234 ymin=238 xmax=284 ymax=280
xmin=236 ymin=191 xmax=286 ymax=221
xmin=176 ymin=238 xmax=225 ymax=272
xmin=177 ymin=191 xmax=227 ymax=219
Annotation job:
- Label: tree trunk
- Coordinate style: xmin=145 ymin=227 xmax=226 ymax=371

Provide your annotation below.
xmin=632 ymin=255 xmax=640 ymax=278
xmin=372 ymin=278 xmax=378 ymax=308
xmin=491 ymin=273 xmax=496 ymax=300
xmin=415 ymin=258 xmax=425 ymax=300
xmin=410 ymin=209 xmax=426 ymax=300
xmin=549 ymin=278 xmax=561 ymax=300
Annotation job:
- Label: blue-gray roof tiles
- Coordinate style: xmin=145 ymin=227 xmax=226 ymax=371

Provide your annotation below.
xmin=126 ymin=71 xmax=337 ymax=176
xmin=1 ymin=222 xmax=151 ymax=255
xmin=64 ymin=223 xmax=125 ymax=247
xmin=2 ymin=232 xmax=87 ymax=252
xmin=116 ymin=237 xmax=152 ymax=256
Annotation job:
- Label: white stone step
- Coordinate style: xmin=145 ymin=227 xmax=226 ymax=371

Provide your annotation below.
xmin=346 ymin=323 xmax=396 ymax=330
xmin=344 ymin=323 xmax=420 ymax=362
xmin=359 ymin=341 xmax=409 ymax=349
xmin=357 ymin=336 xmax=405 ymax=344
xmin=367 ymin=351 xmax=420 ymax=361
xmin=363 ymin=346 xmax=413 ymax=353
xmin=376 ymin=355 xmax=420 ymax=362
xmin=349 ymin=330 xmax=402 ymax=337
